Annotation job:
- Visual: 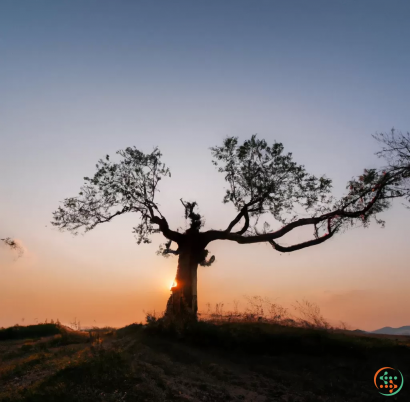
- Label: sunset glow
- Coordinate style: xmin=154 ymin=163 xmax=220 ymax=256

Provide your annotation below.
xmin=1 ymin=1 xmax=410 ymax=332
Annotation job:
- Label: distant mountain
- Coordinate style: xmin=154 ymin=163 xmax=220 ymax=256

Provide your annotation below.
xmin=370 ymin=326 xmax=410 ymax=336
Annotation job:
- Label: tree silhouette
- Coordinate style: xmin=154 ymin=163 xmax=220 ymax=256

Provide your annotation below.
xmin=1 ymin=237 xmax=23 ymax=257
xmin=51 ymin=135 xmax=409 ymax=319
xmin=373 ymin=128 xmax=410 ymax=208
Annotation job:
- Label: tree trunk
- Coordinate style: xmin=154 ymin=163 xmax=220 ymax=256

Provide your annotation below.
xmin=165 ymin=242 xmax=202 ymax=319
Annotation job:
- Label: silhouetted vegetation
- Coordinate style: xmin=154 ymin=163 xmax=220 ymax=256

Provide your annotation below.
xmin=197 ymin=296 xmax=331 ymax=330
xmin=373 ymin=128 xmax=410 ymax=207
xmin=0 ymin=237 xmax=23 ymax=257
xmin=51 ymin=133 xmax=410 ymax=320
xmin=0 ymin=324 xmax=61 ymax=341
xmin=144 ymin=317 xmax=407 ymax=358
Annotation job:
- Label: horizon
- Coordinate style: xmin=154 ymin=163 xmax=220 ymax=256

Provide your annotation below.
xmin=1 ymin=0 xmax=410 ymax=332
xmin=3 ymin=300 xmax=409 ymax=334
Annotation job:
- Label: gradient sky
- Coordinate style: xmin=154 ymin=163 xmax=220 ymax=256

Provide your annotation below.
xmin=1 ymin=1 xmax=410 ymax=331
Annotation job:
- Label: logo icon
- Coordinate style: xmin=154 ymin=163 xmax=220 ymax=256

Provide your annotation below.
xmin=374 ymin=367 xmax=404 ymax=396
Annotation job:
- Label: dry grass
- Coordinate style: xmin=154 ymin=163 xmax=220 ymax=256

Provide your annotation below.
xmin=198 ymin=296 xmax=332 ymax=330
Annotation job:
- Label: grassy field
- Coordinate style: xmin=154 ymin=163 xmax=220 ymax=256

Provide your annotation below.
xmin=0 ymin=320 xmax=409 ymax=402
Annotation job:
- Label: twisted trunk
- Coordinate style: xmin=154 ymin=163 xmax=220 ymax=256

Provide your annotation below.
xmin=165 ymin=235 xmax=204 ymax=319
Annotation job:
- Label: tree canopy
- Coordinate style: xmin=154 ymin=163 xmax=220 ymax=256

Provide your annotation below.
xmin=52 ymin=132 xmax=410 ymax=255
xmin=52 ymin=147 xmax=175 ymax=245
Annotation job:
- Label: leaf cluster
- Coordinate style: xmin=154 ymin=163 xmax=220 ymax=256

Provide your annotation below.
xmin=210 ymin=135 xmax=333 ymax=226
xmin=51 ymin=146 xmax=170 ymax=244
xmin=373 ymin=129 xmax=410 ymax=208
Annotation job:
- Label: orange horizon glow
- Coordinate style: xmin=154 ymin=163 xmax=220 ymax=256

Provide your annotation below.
xmin=1 ymin=1 xmax=410 ymax=334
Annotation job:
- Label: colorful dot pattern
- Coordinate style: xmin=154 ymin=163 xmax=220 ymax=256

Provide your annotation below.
xmin=379 ymin=371 xmax=399 ymax=393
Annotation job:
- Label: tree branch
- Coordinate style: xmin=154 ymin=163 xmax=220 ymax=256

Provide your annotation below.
xmin=225 ymin=205 xmax=250 ymax=233
xmin=204 ymin=175 xmax=389 ymax=246
xmin=268 ymin=218 xmax=341 ymax=252
xmin=151 ymin=216 xmax=183 ymax=243
xmin=225 ymin=208 xmax=245 ymax=232
xmin=268 ymin=233 xmax=333 ymax=252
xmin=163 ymin=248 xmax=180 ymax=255
xmin=93 ymin=207 xmax=130 ymax=228
xmin=235 ymin=207 xmax=250 ymax=235
xmin=225 ymin=197 xmax=265 ymax=234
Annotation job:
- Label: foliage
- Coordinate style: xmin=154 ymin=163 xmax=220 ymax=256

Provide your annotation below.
xmin=52 ymin=147 xmax=170 ymax=244
xmin=373 ymin=128 xmax=410 ymax=208
xmin=210 ymin=135 xmax=333 ymax=225
xmin=52 ymin=134 xmax=410 ymax=255
xmin=210 ymin=134 xmax=410 ymax=248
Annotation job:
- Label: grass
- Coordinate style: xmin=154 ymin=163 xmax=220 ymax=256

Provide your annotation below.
xmin=144 ymin=316 xmax=409 ymax=358
xmin=0 ymin=316 xmax=409 ymax=402
xmin=198 ymin=296 xmax=332 ymax=329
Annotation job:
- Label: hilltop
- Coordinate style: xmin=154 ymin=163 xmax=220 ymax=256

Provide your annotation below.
xmin=0 ymin=320 xmax=410 ymax=401
xmin=370 ymin=325 xmax=410 ymax=336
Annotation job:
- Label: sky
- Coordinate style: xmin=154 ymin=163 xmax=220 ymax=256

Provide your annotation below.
xmin=1 ymin=0 xmax=410 ymax=331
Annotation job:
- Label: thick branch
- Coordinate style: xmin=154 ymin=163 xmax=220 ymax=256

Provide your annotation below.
xmin=225 ymin=207 xmax=246 ymax=232
xmin=164 ymin=248 xmax=180 ymax=255
xmin=204 ymin=176 xmax=388 ymax=246
xmin=268 ymin=233 xmax=334 ymax=252
xmin=268 ymin=218 xmax=341 ymax=252
xmin=236 ymin=208 xmax=250 ymax=235
xmin=151 ymin=216 xmax=183 ymax=243
xmin=225 ymin=205 xmax=250 ymax=234
xmin=225 ymin=198 xmax=264 ymax=234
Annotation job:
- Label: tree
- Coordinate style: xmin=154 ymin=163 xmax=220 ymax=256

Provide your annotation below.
xmin=51 ymin=135 xmax=409 ymax=319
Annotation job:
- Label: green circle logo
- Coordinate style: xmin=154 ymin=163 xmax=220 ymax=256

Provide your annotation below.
xmin=374 ymin=367 xmax=404 ymax=396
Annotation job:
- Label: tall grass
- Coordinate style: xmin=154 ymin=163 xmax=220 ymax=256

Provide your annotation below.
xmin=198 ymin=295 xmax=333 ymax=330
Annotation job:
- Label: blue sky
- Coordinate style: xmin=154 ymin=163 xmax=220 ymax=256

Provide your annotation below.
xmin=1 ymin=1 xmax=410 ymax=330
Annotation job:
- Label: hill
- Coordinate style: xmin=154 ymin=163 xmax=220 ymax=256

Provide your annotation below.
xmin=371 ymin=325 xmax=410 ymax=336
xmin=0 ymin=321 xmax=409 ymax=401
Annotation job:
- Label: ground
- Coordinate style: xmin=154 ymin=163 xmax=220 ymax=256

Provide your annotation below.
xmin=0 ymin=322 xmax=409 ymax=401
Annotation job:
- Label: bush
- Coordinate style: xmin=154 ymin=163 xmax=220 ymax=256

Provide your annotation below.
xmin=0 ymin=324 xmax=61 ymax=341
